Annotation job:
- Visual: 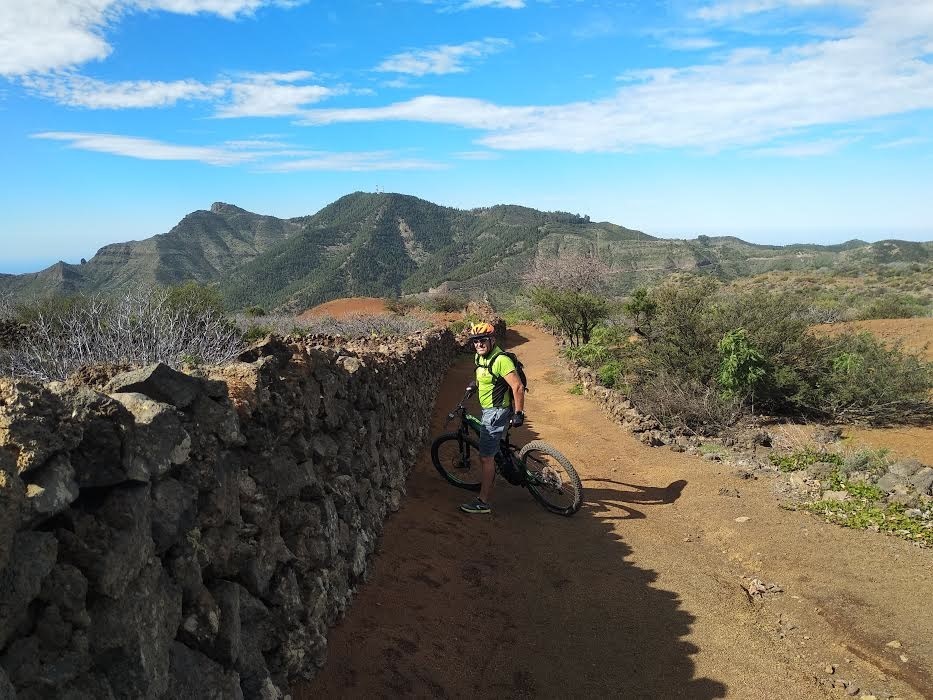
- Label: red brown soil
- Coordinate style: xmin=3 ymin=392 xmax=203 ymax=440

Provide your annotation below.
xmin=812 ymin=318 xmax=933 ymax=361
xmin=295 ymin=324 xmax=933 ymax=700
xmin=297 ymin=297 xmax=388 ymax=319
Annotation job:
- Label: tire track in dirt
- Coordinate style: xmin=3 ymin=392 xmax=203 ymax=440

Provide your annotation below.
xmin=295 ymin=325 xmax=932 ymax=699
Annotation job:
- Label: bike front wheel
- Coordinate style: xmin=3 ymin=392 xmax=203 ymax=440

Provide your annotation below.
xmin=431 ymin=432 xmax=483 ymax=491
xmin=519 ymin=440 xmax=583 ymax=516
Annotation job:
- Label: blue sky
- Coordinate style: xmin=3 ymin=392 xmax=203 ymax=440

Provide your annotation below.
xmin=2 ymin=0 xmax=932 ymax=273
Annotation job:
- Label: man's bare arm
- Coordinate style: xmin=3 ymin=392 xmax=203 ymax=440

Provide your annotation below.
xmin=504 ymin=370 xmax=525 ymax=413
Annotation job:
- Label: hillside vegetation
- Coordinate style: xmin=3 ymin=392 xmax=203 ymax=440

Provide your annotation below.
xmin=3 ymin=192 xmax=931 ymax=312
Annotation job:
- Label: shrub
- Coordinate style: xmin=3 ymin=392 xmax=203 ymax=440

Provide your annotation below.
xmin=627 ymin=371 xmax=744 ymax=434
xmin=812 ymin=332 xmax=933 ymax=424
xmin=165 ymin=281 xmax=226 ymax=315
xmin=422 ymin=294 xmax=468 ymax=313
xmin=597 ymin=360 xmax=624 ymax=388
xmin=718 ymin=329 xmax=767 ymax=402
xmin=857 ymin=293 xmax=927 ymax=320
xmin=529 ymin=288 xmax=610 ymax=346
xmin=244 ymin=306 xmax=267 ymax=318
xmin=1 ymin=289 xmax=243 ymax=382
xmin=243 ymin=324 xmax=273 ymax=343
xmin=384 ymin=296 xmax=417 ymax=314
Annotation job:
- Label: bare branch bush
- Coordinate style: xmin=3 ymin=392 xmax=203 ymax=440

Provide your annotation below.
xmin=1 ymin=288 xmax=244 ymax=383
xmin=520 ymin=252 xmax=612 ymax=294
xmin=521 ymin=252 xmax=614 ymax=346
xmin=627 ymin=371 xmax=745 ymax=435
xmin=0 ymin=292 xmax=13 ymax=321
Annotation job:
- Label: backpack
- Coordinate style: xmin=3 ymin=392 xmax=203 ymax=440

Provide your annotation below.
xmin=475 ymin=349 xmax=528 ymax=402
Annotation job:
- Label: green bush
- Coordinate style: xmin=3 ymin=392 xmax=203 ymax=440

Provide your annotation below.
xmin=423 ymin=294 xmax=468 ymax=313
xmin=530 ymin=288 xmax=610 ymax=346
xmin=597 ymin=360 xmax=624 ymax=388
xmin=384 ymin=296 xmax=418 ymax=314
xmin=718 ymin=329 xmax=767 ymax=401
xmin=244 ymin=305 xmax=267 ymax=318
xmin=166 ymin=281 xmax=225 ymax=315
xmin=813 ymin=332 xmax=933 ymax=424
xmin=243 ymin=324 xmax=272 ymax=343
xmin=857 ymin=293 xmax=927 ymax=320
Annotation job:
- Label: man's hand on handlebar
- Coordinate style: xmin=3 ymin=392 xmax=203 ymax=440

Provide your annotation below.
xmin=510 ymin=411 xmax=525 ymax=427
xmin=465 ymin=381 xmax=477 ymax=395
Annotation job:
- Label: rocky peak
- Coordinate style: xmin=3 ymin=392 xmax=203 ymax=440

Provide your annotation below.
xmin=210 ymin=202 xmax=248 ymax=216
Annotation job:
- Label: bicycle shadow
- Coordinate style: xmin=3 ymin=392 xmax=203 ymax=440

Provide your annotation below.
xmin=579 ymin=478 xmax=689 ymax=521
xmin=299 ymin=355 xmax=728 ymax=700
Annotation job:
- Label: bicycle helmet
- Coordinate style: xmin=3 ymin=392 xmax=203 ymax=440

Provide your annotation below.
xmin=468 ymin=321 xmax=496 ymax=341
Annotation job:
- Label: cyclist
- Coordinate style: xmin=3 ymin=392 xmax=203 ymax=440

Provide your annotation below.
xmin=460 ymin=321 xmax=525 ymax=514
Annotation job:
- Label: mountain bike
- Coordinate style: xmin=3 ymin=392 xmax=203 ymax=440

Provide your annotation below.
xmin=431 ymin=387 xmax=583 ymax=516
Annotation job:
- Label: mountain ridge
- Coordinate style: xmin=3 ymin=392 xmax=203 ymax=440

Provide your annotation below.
xmin=1 ymin=191 xmax=930 ymax=310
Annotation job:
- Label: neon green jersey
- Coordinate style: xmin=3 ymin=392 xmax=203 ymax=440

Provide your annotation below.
xmin=475 ymin=346 xmax=517 ymax=409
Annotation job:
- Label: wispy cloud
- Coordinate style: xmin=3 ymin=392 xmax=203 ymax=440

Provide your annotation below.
xmin=217 ymin=72 xmax=342 ymax=117
xmin=459 ymin=0 xmax=525 ymax=9
xmin=262 ymin=151 xmax=446 ymax=171
xmin=454 ymin=150 xmax=502 ymax=160
xmin=751 ymin=137 xmax=855 ymax=157
xmin=664 ymin=37 xmax=722 ymax=51
xmin=31 ymin=131 xmax=445 ymax=171
xmin=693 ymin=0 xmax=855 ymax=22
xmin=22 ymin=71 xmax=340 ymax=115
xmin=298 ymin=2 xmax=933 ymax=153
xmin=21 ymin=75 xmax=222 ymax=108
xmin=876 ymin=137 xmax=930 ymax=149
xmin=375 ymin=38 xmax=511 ymax=76
xmin=32 ymin=131 xmax=254 ymax=166
xmin=0 ymin=0 xmax=303 ymax=76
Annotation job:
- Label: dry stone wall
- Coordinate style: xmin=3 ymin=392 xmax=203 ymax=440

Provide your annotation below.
xmin=0 ymin=328 xmax=458 ymax=699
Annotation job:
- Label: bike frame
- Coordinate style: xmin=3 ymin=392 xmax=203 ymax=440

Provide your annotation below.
xmin=446 ymin=390 xmax=524 ymax=484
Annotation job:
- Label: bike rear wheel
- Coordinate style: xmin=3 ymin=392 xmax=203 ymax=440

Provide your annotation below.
xmin=431 ymin=432 xmax=482 ymax=491
xmin=519 ymin=440 xmax=583 ymax=516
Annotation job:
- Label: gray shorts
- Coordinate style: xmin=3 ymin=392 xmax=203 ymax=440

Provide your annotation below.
xmin=478 ymin=407 xmax=513 ymax=456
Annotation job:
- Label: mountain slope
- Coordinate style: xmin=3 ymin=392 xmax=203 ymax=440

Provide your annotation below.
xmin=2 ymin=192 xmax=929 ymax=310
xmin=0 ymin=202 xmax=301 ymax=300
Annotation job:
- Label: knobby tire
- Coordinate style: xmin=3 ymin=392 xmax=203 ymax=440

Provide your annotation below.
xmin=519 ymin=440 xmax=583 ymax=516
xmin=431 ymin=432 xmax=483 ymax=491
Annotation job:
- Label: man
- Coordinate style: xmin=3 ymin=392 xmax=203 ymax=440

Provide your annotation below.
xmin=460 ymin=322 xmax=525 ymax=514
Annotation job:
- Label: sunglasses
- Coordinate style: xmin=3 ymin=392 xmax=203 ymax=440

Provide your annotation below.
xmin=472 ymin=337 xmax=491 ymax=344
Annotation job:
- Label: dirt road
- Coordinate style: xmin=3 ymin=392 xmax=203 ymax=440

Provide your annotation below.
xmin=295 ymin=325 xmax=933 ymax=699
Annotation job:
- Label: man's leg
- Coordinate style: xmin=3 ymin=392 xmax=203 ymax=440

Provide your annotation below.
xmin=479 ymin=454 xmax=495 ymax=504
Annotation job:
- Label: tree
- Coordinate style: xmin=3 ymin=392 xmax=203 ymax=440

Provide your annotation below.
xmin=622 ymin=287 xmax=656 ymax=338
xmin=522 ymin=252 xmax=612 ymax=346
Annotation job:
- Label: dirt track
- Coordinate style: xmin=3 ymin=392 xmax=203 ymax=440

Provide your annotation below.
xmin=295 ymin=324 xmax=933 ymax=699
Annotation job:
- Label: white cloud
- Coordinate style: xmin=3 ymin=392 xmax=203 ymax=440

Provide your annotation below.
xmin=217 ymin=73 xmax=342 ymax=117
xmin=262 ymin=151 xmax=446 ymax=171
xmin=0 ymin=0 xmax=298 ymax=76
xmin=22 ymin=71 xmax=339 ymax=115
xmin=455 ymin=150 xmax=502 ymax=160
xmin=298 ymin=95 xmax=538 ymax=129
xmin=693 ymin=0 xmax=859 ymax=22
xmin=664 ymin=37 xmax=721 ymax=50
xmin=32 ymin=131 xmax=255 ymax=165
xmin=31 ymin=131 xmax=445 ymax=171
xmin=375 ymin=38 xmax=511 ymax=76
xmin=751 ymin=138 xmax=854 ymax=157
xmin=298 ymin=1 xmax=933 ymax=153
xmin=21 ymin=74 xmax=221 ymax=108
xmin=460 ymin=0 xmax=525 ymax=8
xmin=876 ymin=137 xmax=930 ymax=150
